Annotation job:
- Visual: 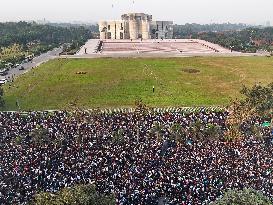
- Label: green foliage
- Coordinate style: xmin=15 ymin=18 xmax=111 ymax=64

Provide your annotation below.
xmin=135 ymin=98 xmax=149 ymax=115
xmin=0 ymin=44 xmax=27 ymax=64
xmin=152 ymin=122 xmax=164 ymax=142
xmin=174 ymin=25 xmax=273 ymax=53
xmin=30 ymin=127 xmax=50 ymax=145
xmin=240 ymin=83 xmax=273 ymax=117
xmin=0 ymin=21 xmax=91 ymax=48
xmin=205 ymin=123 xmax=221 ymax=139
xmin=211 ymin=188 xmax=273 ymax=205
xmin=0 ymin=21 xmax=92 ymax=63
xmin=249 ymin=124 xmax=263 ymax=139
xmin=14 ymin=135 xmax=24 ymax=145
xmin=170 ymin=123 xmax=186 ymax=143
xmin=173 ymin=23 xmax=250 ymax=38
xmin=31 ymin=184 xmax=115 ymax=205
xmin=112 ymin=129 xmax=126 ymax=144
xmin=226 ymin=82 xmax=273 ymax=141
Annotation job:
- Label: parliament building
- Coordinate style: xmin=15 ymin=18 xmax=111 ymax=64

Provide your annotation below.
xmin=99 ymin=13 xmax=173 ymax=40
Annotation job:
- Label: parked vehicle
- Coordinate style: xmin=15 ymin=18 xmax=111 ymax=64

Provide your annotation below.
xmin=19 ymin=66 xmax=25 ymax=70
xmin=0 ymin=78 xmax=7 ymax=85
xmin=0 ymin=69 xmax=8 ymax=76
xmin=25 ymin=54 xmax=34 ymax=62
xmin=4 ymin=63 xmax=14 ymax=71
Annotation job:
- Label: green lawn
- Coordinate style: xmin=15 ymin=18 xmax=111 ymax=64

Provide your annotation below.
xmin=2 ymin=57 xmax=273 ymax=110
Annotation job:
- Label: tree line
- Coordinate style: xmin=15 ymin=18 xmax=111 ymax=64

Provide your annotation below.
xmin=0 ymin=21 xmax=94 ymax=66
xmin=173 ymin=24 xmax=273 ymax=53
xmin=173 ymin=23 xmax=251 ymax=38
xmin=0 ymin=21 xmax=93 ymax=48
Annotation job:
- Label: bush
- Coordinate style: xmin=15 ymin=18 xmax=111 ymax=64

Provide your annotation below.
xmin=211 ymin=188 xmax=273 ymax=205
xmin=31 ymin=184 xmax=115 ymax=205
xmin=29 ymin=127 xmax=50 ymax=145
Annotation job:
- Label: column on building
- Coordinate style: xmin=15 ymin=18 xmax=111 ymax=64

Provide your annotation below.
xmin=99 ymin=21 xmax=126 ymax=40
xmin=141 ymin=16 xmax=151 ymax=39
xmin=99 ymin=21 xmax=108 ymax=39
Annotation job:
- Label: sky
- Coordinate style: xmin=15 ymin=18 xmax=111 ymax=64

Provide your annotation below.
xmin=0 ymin=0 xmax=272 ymax=25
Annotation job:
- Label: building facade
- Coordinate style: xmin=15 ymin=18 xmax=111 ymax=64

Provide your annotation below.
xmin=99 ymin=13 xmax=173 ymax=40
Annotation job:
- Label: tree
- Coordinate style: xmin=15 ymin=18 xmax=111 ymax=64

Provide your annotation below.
xmin=211 ymin=188 xmax=272 ymax=205
xmin=225 ymin=82 xmax=273 ymax=140
xmin=173 ymin=26 xmax=273 ymax=53
xmin=152 ymin=122 xmax=164 ymax=142
xmin=31 ymin=184 xmax=115 ymax=205
xmin=134 ymin=98 xmax=149 ymax=114
xmin=170 ymin=123 xmax=186 ymax=143
xmin=0 ymin=87 xmax=4 ymax=108
xmin=240 ymin=83 xmax=273 ymax=118
xmin=30 ymin=127 xmax=50 ymax=145
xmin=205 ymin=123 xmax=221 ymax=140
xmin=112 ymin=129 xmax=125 ymax=144
xmin=190 ymin=120 xmax=204 ymax=140
xmin=225 ymin=100 xmax=251 ymax=141
xmin=0 ymin=21 xmax=93 ymax=65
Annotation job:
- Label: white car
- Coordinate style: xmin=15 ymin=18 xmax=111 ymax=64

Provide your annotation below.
xmin=0 ymin=79 xmax=7 ymax=85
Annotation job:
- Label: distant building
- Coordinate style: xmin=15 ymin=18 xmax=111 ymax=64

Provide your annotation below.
xmin=99 ymin=13 xmax=173 ymax=40
xmin=266 ymin=21 xmax=271 ymax=27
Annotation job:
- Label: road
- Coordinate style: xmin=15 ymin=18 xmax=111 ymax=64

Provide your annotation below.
xmin=2 ymin=47 xmax=63 ymax=82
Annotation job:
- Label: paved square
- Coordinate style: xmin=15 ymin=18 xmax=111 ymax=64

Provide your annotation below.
xmin=101 ymin=39 xmax=232 ymax=54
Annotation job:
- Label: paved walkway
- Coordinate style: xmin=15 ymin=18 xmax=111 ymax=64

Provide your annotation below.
xmin=76 ymin=39 xmax=100 ymax=55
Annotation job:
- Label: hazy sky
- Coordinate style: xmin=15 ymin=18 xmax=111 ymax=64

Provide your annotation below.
xmin=0 ymin=0 xmax=272 ymax=25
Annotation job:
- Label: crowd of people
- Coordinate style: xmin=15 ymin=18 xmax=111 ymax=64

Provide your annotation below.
xmin=0 ymin=110 xmax=272 ymax=204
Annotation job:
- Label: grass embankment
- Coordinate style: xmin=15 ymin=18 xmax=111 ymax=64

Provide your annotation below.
xmin=2 ymin=57 xmax=273 ymax=110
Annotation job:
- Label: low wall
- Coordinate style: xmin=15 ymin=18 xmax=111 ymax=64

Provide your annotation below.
xmin=1 ymin=106 xmax=226 ymax=115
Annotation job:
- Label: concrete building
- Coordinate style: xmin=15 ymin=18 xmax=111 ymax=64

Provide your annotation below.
xmin=99 ymin=13 xmax=173 ymax=40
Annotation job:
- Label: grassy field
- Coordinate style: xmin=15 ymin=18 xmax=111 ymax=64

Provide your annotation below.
xmin=2 ymin=56 xmax=273 ymax=110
